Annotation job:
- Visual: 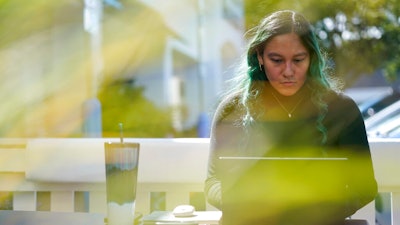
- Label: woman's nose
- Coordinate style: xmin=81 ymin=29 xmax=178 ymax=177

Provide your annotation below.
xmin=283 ymin=62 xmax=294 ymax=77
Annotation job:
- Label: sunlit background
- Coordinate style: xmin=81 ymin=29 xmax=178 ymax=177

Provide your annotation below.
xmin=0 ymin=0 xmax=399 ymax=138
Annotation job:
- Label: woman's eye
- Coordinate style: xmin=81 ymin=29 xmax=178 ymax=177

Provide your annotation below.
xmin=270 ymin=58 xmax=283 ymax=63
xmin=294 ymin=58 xmax=305 ymax=63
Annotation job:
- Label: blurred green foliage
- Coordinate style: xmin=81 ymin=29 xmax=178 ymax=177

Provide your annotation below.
xmin=98 ymin=78 xmax=197 ymax=137
xmin=98 ymin=79 xmax=175 ymax=137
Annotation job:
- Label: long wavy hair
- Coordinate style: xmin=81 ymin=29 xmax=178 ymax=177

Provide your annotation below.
xmin=224 ymin=10 xmax=341 ymax=144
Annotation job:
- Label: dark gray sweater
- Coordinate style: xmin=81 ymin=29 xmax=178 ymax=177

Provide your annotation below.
xmin=205 ymin=89 xmax=377 ymax=225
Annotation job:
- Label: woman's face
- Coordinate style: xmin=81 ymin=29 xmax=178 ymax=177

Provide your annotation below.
xmin=257 ymin=32 xmax=310 ymax=96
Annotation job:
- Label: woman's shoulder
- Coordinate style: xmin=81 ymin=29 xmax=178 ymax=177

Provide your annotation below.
xmin=325 ymin=90 xmax=361 ymax=119
xmin=213 ymin=92 xmax=245 ymax=123
xmin=325 ymin=90 xmax=358 ymax=107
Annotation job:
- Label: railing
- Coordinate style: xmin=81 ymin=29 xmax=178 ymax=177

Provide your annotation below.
xmin=0 ymin=137 xmax=399 ymax=225
xmin=0 ymin=138 xmax=214 ymax=215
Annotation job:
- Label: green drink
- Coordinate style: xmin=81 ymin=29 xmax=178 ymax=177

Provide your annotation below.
xmin=105 ymin=142 xmax=139 ymax=225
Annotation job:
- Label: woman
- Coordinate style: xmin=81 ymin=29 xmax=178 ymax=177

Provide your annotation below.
xmin=205 ymin=10 xmax=377 ymax=225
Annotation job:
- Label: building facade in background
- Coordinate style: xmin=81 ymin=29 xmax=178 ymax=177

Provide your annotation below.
xmin=0 ymin=0 xmax=245 ymax=137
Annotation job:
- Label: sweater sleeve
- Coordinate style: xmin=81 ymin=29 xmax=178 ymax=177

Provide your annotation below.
xmin=204 ymin=140 xmax=223 ymax=209
xmin=204 ymin=105 xmax=224 ymax=209
xmin=333 ymin=94 xmax=378 ymax=215
xmin=204 ymin=96 xmax=243 ymax=209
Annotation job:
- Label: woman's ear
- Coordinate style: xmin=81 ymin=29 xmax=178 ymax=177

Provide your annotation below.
xmin=256 ymin=50 xmax=263 ymax=66
xmin=256 ymin=50 xmax=265 ymax=72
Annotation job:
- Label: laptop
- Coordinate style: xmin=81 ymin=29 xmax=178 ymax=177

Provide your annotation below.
xmin=218 ymin=156 xmax=350 ymax=225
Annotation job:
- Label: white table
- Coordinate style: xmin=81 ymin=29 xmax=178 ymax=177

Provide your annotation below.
xmin=0 ymin=210 xmax=105 ymax=225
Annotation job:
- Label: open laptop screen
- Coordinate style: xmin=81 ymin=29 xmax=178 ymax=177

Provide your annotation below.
xmin=218 ymin=156 xmax=351 ymax=225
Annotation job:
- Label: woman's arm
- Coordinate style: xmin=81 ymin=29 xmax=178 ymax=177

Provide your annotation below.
xmin=335 ymin=95 xmax=378 ymax=214
xmin=204 ymin=95 xmax=243 ymax=209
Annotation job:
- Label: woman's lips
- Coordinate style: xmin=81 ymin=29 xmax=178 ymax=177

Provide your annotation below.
xmin=281 ymin=81 xmax=296 ymax=86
